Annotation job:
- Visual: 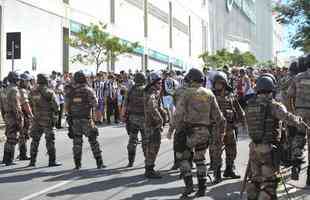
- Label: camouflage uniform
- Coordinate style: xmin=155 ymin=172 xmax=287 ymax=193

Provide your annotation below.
xmin=18 ymin=87 xmax=32 ymax=160
xmin=1 ymin=83 xmax=23 ymax=165
xmin=287 ymin=69 xmax=310 ymax=179
xmin=124 ymin=84 xmax=146 ymax=167
xmin=174 ymin=83 xmax=225 ymax=197
xmin=245 ymin=95 xmax=308 ymax=200
xmin=28 ymin=84 xmax=60 ymax=167
xmin=66 ymin=82 xmax=104 ymax=169
xmin=144 ymin=86 xmax=164 ymax=177
xmin=213 ymin=91 xmax=245 ymax=179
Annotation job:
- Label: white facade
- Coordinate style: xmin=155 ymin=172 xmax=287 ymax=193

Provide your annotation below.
xmin=0 ymin=0 xmax=210 ymax=78
xmin=272 ymin=14 xmax=285 ymax=66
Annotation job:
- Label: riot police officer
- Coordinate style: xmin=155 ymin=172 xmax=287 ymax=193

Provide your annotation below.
xmin=174 ymin=68 xmax=225 ymax=198
xmin=65 ymin=70 xmax=105 ymax=169
xmin=246 ymin=73 xmax=309 ymax=200
xmin=124 ymin=72 xmax=146 ymax=167
xmin=28 ymin=74 xmax=61 ymax=167
xmin=1 ymin=72 xmax=23 ymax=166
xmin=212 ymin=71 xmax=245 ymax=183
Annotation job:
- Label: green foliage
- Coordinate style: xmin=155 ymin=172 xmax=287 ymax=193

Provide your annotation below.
xmin=199 ymin=48 xmax=257 ymax=68
xmin=274 ymin=1 xmax=310 ymax=52
xmin=68 ymin=22 xmax=138 ymax=73
xmin=257 ymin=60 xmax=276 ymax=69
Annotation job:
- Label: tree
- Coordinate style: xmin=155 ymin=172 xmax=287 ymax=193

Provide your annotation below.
xmin=241 ymin=51 xmax=257 ymax=66
xmin=274 ymin=1 xmax=310 ymax=52
xmin=231 ymin=48 xmax=243 ymax=66
xmin=68 ymin=22 xmax=138 ymax=73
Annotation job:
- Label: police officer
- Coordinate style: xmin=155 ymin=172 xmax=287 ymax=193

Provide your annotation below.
xmin=144 ymin=72 xmax=165 ymax=178
xmin=288 ymin=54 xmax=310 ymax=181
xmin=18 ymin=73 xmax=34 ymax=160
xmin=212 ymin=71 xmax=245 ymax=184
xmin=123 ymin=72 xmax=146 ymax=167
xmin=28 ymin=74 xmax=61 ymax=167
xmin=1 ymin=72 xmax=23 ymax=166
xmin=245 ymin=73 xmax=309 ymax=200
xmin=174 ymin=68 xmax=225 ymax=198
xmin=65 ymin=70 xmax=105 ymax=169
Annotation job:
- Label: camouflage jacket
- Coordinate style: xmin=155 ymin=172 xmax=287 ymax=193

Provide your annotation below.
xmin=144 ymin=86 xmax=164 ymax=129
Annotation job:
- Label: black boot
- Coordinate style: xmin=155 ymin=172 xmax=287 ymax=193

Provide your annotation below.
xmin=213 ymin=166 xmax=222 ymax=184
xmin=180 ymin=176 xmax=194 ymax=199
xmin=306 ymin=166 xmax=310 ymax=186
xmin=96 ymin=156 xmax=106 ymax=169
xmin=5 ymin=150 xmax=16 ymax=166
xmin=2 ymin=151 xmax=10 ymax=165
xmin=74 ymin=157 xmax=81 ymax=170
xmin=19 ymin=144 xmax=30 ymax=161
xmin=195 ymin=178 xmax=206 ymax=197
xmin=223 ymin=165 xmax=241 ymax=179
xmin=291 ymin=166 xmax=300 ymax=181
xmin=48 ymin=151 xmax=62 ymax=167
xmin=126 ymin=153 xmax=135 ymax=168
xmin=145 ymin=165 xmax=162 ymax=179
xmin=28 ymin=152 xmax=37 ymax=167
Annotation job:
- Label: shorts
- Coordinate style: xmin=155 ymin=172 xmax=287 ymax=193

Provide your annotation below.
xmin=97 ymin=99 xmax=105 ymax=112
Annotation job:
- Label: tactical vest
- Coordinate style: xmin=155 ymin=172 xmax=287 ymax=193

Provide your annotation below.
xmin=31 ymin=88 xmax=54 ymax=120
xmin=246 ymin=97 xmax=279 ymax=144
xmin=216 ymin=94 xmax=236 ymax=127
xmin=1 ymin=85 xmax=21 ymax=113
xmin=295 ymin=76 xmax=310 ymax=109
xmin=127 ymin=86 xmax=145 ymax=115
xmin=69 ymin=86 xmax=92 ymax=119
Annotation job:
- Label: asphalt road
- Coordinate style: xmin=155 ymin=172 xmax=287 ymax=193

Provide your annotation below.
xmin=0 ymin=125 xmax=309 ymax=200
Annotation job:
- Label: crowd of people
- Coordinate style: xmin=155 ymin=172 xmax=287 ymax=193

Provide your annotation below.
xmin=0 ymin=53 xmax=310 ymax=199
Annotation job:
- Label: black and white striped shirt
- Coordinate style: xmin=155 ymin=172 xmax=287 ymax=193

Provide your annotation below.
xmin=93 ymin=80 xmax=106 ymax=100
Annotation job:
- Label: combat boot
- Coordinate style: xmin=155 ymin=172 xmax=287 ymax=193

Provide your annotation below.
xmin=48 ymin=151 xmax=62 ymax=167
xmin=96 ymin=156 xmax=106 ymax=169
xmin=223 ymin=165 xmax=241 ymax=179
xmin=213 ymin=166 xmax=222 ymax=184
xmin=180 ymin=176 xmax=194 ymax=199
xmin=306 ymin=166 xmax=310 ymax=186
xmin=195 ymin=178 xmax=206 ymax=197
xmin=145 ymin=165 xmax=162 ymax=179
xmin=2 ymin=150 xmax=10 ymax=165
xmin=126 ymin=153 xmax=135 ymax=168
xmin=19 ymin=144 xmax=30 ymax=160
xmin=291 ymin=166 xmax=300 ymax=181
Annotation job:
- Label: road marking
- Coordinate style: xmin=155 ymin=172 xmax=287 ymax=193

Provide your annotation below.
xmin=19 ymin=177 xmax=79 ymax=200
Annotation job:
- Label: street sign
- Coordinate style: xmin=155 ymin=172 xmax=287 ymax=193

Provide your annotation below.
xmin=6 ymin=32 xmax=21 ymax=59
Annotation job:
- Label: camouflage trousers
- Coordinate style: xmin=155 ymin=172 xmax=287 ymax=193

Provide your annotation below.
xmin=144 ymin=127 xmax=161 ymax=167
xmin=3 ymin=115 xmax=20 ymax=154
xmin=29 ymin=122 xmax=56 ymax=158
xmin=126 ymin=120 xmax=146 ymax=158
xmin=19 ymin=117 xmax=31 ymax=147
xmin=247 ymin=142 xmax=278 ymax=200
xmin=291 ymin=110 xmax=310 ymax=166
xmin=177 ymin=127 xmax=209 ymax=179
xmin=71 ymin=119 xmax=102 ymax=162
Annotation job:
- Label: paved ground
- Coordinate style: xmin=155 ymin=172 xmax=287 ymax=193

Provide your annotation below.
xmin=0 ymin=125 xmax=309 ymax=200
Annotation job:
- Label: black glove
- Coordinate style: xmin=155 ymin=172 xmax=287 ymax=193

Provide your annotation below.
xmin=68 ymin=126 xmax=74 ymax=139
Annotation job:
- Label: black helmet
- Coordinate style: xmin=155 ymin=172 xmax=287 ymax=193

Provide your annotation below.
xmin=20 ymin=73 xmax=33 ymax=81
xmin=186 ymin=68 xmax=204 ymax=83
xmin=37 ymin=74 xmax=49 ymax=85
xmin=134 ymin=72 xmax=146 ymax=85
xmin=74 ymin=70 xmax=87 ymax=84
xmin=213 ymin=71 xmax=228 ymax=85
xmin=213 ymin=71 xmax=233 ymax=91
xmin=256 ymin=74 xmax=276 ymax=93
xmin=298 ymin=56 xmax=307 ymax=72
xmin=288 ymin=61 xmax=299 ymax=75
xmin=149 ymin=72 xmax=161 ymax=85
xmin=7 ymin=71 xmax=21 ymax=84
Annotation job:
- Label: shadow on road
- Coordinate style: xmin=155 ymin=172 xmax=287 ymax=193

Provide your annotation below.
xmin=46 ymin=172 xmax=180 ymax=198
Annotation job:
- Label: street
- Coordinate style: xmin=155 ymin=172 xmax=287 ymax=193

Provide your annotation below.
xmin=0 ymin=125 xmax=309 ymax=200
